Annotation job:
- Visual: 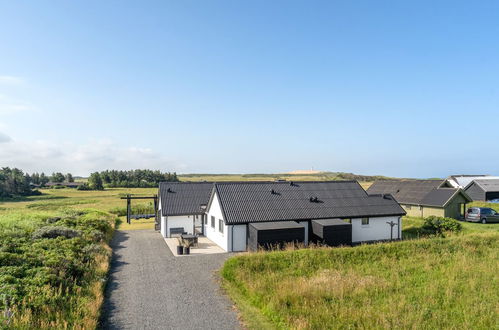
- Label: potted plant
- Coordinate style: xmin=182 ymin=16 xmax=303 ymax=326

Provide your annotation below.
xmin=183 ymin=239 xmax=193 ymax=255
xmin=176 ymin=237 xmax=184 ymax=255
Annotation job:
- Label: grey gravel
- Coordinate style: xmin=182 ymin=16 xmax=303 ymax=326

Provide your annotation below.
xmin=100 ymin=230 xmax=241 ymax=330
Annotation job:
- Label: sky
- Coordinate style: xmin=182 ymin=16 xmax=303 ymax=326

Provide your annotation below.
xmin=0 ymin=1 xmax=498 ymax=178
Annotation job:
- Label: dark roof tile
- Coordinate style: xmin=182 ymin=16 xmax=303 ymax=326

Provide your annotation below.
xmin=214 ymin=181 xmax=405 ymax=225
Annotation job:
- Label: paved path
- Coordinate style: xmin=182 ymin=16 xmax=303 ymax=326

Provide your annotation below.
xmin=100 ymin=230 xmax=240 ymax=330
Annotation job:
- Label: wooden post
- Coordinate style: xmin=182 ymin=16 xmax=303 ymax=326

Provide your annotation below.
xmin=153 ymin=195 xmax=159 ymax=230
xmin=126 ymin=194 xmax=131 ymax=224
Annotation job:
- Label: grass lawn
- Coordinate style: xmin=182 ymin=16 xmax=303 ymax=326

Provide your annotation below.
xmin=222 ymin=233 xmax=499 ymax=329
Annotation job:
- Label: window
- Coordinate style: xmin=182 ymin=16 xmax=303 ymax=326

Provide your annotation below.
xmin=219 ymin=219 xmax=224 ymax=234
xmin=204 ymin=215 xmax=207 ymax=225
xmin=211 ymin=216 xmax=215 ymax=228
xmin=361 ymin=218 xmax=369 ymax=225
xmin=406 ymin=205 xmax=412 ymax=210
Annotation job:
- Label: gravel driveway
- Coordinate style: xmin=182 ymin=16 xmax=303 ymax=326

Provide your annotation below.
xmin=100 ymin=230 xmax=240 ymax=329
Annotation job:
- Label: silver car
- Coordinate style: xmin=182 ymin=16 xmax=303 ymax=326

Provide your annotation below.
xmin=465 ymin=207 xmax=499 ymax=224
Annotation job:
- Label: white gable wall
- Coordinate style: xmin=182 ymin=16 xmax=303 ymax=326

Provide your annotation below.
xmin=351 ymin=216 xmax=401 ymax=243
xmin=205 ymin=192 xmax=229 ymax=251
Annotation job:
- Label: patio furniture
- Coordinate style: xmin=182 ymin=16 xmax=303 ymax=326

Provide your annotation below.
xmin=181 ymin=234 xmax=198 ymax=247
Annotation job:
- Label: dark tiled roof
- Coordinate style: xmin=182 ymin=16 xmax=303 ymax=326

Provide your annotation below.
xmin=214 ymin=181 xmax=406 ymax=225
xmin=473 ymin=179 xmax=499 ymax=192
xmin=367 ymin=180 xmax=469 ymax=207
xmin=159 ymin=182 xmax=214 ymax=216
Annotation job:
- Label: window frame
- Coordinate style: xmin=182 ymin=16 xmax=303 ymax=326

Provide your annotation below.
xmin=211 ymin=216 xmax=215 ymax=228
xmin=361 ymin=217 xmax=369 ymax=226
xmin=218 ymin=219 xmax=224 ymax=234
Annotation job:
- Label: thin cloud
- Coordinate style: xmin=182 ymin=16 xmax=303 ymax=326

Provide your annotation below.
xmin=0 ymin=75 xmax=24 ymax=85
xmin=0 ymin=94 xmax=36 ymax=114
xmin=0 ymin=138 xmax=183 ymax=175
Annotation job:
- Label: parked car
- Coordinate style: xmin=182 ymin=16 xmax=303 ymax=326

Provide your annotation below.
xmin=465 ymin=207 xmax=499 ymax=223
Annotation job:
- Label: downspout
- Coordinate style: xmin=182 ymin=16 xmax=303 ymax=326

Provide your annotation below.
xmin=398 ymin=216 xmax=401 ymax=240
xmin=231 ymin=224 xmax=234 ymax=252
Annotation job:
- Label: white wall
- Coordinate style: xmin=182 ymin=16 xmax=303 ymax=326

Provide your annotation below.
xmin=205 ymin=192 xmax=229 ymax=251
xmin=351 ymin=216 xmax=401 ymax=243
xmin=166 ymin=215 xmax=194 ymax=237
xmin=231 ymin=225 xmax=247 ymax=251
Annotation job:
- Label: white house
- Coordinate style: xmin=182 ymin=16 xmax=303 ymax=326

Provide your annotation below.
xmin=202 ymin=181 xmax=405 ymax=252
xmin=158 ymin=182 xmax=213 ymax=238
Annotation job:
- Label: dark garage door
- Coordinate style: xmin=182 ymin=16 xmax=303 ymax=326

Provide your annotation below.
xmin=311 ymin=219 xmax=352 ymax=246
xmin=248 ymin=221 xmax=305 ymax=251
xmin=486 ymin=192 xmax=499 ymax=201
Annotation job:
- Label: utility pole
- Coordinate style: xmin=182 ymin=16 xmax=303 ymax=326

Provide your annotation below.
xmin=386 ymin=221 xmax=398 ymax=241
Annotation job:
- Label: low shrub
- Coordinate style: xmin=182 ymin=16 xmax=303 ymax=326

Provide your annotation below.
xmin=0 ymin=209 xmax=115 ymax=328
xmin=422 ymin=216 xmax=462 ymax=236
xmin=32 ymin=226 xmax=81 ymax=239
xmin=77 ymin=183 xmax=91 ymax=191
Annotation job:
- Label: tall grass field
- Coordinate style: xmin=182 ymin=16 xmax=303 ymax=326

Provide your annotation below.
xmin=222 ymin=233 xmax=498 ymax=329
xmin=0 ymin=187 xmax=157 ymax=328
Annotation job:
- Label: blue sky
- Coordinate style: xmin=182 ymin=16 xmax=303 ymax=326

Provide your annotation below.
xmin=0 ymin=1 xmax=498 ymax=177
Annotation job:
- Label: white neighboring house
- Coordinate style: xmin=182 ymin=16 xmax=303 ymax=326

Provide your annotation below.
xmin=203 ymin=181 xmax=406 ymax=252
xmin=158 ymin=182 xmax=213 ymax=238
xmin=445 ymin=175 xmax=499 ymax=189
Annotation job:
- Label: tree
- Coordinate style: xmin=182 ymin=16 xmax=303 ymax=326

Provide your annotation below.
xmin=51 ymin=172 xmax=65 ymax=183
xmin=40 ymin=173 xmax=49 ymax=186
xmin=31 ymin=172 xmax=40 ymax=185
xmin=88 ymin=172 xmax=104 ymax=190
xmin=66 ymin=173 xmax=74 ymax=182
xmin=0 ymin=167 xmax=35 ymax=197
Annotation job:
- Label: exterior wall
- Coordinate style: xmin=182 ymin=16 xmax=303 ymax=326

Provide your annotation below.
xmin=422 ymin=206 xmax=445 ymax=218
xmin=351 ymin=216 xmax=401 ymax=243
xmin=205 ymin=192 xmax=229 ymax=251
xmin=166 ymin=215 xmax=194 ymax=237
xmin=231 ymin=225 xmax=247 ymax=252
xmin=160 ymin=215 xmax=167 ymax=237
xmin=401 ymin=204 xmax=423 ymax=217
xmin=465 ymin=183 xmax=486 ymax=201
xmin=444 ymin=193 xmax=468 ymax=219
xmin=296 ymin=221 xmax=309 ymax=245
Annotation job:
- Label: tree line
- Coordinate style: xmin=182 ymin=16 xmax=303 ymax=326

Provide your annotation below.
xmin=0 ymin=167 xmax=180 ymax=197
xmin=90 ymin=169 xmax=179 ymax=189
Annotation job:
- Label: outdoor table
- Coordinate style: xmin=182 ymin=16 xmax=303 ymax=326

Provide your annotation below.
xmin=181 ymin=234 xmax=198 ymax=247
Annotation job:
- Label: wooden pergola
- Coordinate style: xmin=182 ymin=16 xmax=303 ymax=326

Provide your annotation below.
xmin=120 ymin=194 xmax=159 ymax=228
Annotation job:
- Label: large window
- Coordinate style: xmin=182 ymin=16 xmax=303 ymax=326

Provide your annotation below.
xmin=219 ymin=219 xmax=224 ymax=234
xmin=211 ymin=216 xmax=215 ymax=228
xmin=361 ymin=218 xmax=369 ymax=225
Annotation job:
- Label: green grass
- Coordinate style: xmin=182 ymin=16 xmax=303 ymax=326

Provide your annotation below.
xmin=403 ymin=216 xmax=499 ymax=239
xmin=221 ymin=233 xmax=499 ymax=329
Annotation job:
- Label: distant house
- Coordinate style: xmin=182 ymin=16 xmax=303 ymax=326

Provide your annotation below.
xmin=445 ymin=175 xmax=499 ymax=189
xmin=44 ymin=182 xmax=84 ymax=188
xmin=464 ymin=179 xmax=499 ymax=201
xmin=367 ymin=180 xmax=472 ymax=219
xmin=159 ymin=181 xmax=406 ymax=252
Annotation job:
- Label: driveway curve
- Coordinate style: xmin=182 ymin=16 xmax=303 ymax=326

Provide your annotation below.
xmin=100 ymin=230 xmax=240 ymax=329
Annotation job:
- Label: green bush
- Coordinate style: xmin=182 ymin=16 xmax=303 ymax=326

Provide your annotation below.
xmin=423 ymin=216 xmax=462 ymax=236
xmin=32 ymin=226 xmax=81 ymax=239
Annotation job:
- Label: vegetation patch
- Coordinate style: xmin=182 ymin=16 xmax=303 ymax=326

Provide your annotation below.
xmin=26 ymin=199 xmax=99 ymax=210
xmin=0 ymin=208 xmax=116 ymax=328
xmin=221 ymin=234 xmax=499 ymax=329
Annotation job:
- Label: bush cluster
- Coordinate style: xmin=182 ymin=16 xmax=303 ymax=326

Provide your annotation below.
xmin=422 ymin=216 xmax=462 ymax=236
xmin=0 ymin=209 xmax=115 ymax=327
